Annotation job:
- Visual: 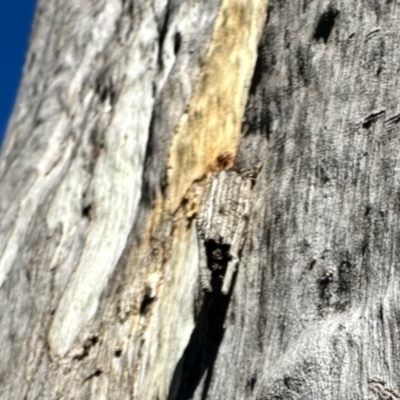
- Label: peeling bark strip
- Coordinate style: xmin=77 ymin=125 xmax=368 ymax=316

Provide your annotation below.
xmin=197 ymin=167 xmax=260 ymax=294
xmin=131 ymin=2 xmax=268 ymax=398
xmin=167 ymin=0 xmax=268 ymax=212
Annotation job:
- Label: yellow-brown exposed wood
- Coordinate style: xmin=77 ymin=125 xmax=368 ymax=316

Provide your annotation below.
xmin=167 ymin=0 xmax=268 ymax=213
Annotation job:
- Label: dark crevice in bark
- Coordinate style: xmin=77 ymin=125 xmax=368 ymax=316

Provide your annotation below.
xmin=157 ymin=2 xmax=171 ymax=69
xmin=313 ymin=6 xmax=339 ymax=43
xmin=139 ymin=110 xmax=168 ymax=214
xmin=94 ymin=73 xmax=116 ymax=105
xmin=385 ymin=113 xmax=400 ymax=126
xmin=73 ymin=336 xmax=99 ymax=361
xmin=81 ymin=203 xmax=92 ymax=219
xmin=83 ymin=368 xmax=103 ymax=383
xmin=249 ymin=46 xmax=264 ymax=96
xmin=174 ymin=31 xmax=182 ymax=56
xmin=204 ymin=239 xmax=232 ymax=292
xmin=362 ymin=110 xmax=386 ymax=129
xmin=139 ymin=292 xmax=156 ymax=315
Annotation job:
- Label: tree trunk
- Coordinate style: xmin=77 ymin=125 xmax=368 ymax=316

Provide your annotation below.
xmin=0 ymin=0 xmax=398 ymax=399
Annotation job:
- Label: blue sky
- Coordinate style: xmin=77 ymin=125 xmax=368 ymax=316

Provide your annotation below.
xmin=0 ymin=0 xmax=37 ymax=146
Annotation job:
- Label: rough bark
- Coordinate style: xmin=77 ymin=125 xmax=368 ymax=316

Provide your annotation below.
xmin=1 ymin=0 xmax=399 ymax=399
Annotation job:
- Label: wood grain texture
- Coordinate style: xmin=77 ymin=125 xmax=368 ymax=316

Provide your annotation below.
xmin=196 ymin=169 xmax=255 ymax=294
xmin=2 ymin=0 xmax=400 ymax=399
xmin=167 ymin=0 xmax=268 ymax=212
xmin=0 ymin=0 xmax=222 ymax=398
xmin=182 ymin=1 xmax=400 ymax=398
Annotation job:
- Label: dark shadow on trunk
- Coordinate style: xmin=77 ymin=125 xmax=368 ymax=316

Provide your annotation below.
xmin=167 ymin=274 xmax=236 ymax=400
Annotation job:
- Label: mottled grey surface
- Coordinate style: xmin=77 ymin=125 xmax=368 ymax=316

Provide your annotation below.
xmin=190 ymin=1 xmax=400 ymax=399
xmin=2 ymin=0 xmax=400 ymax=399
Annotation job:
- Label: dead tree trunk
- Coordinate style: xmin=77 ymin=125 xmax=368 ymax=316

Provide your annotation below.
xmin=0 ymin=0 xmax=399 ymax=399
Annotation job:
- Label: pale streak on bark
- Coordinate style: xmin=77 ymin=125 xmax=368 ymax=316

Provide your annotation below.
xmin=48 ymin=10 xmax=159 ymax=357
xmin=137 ymin=224 xmax=200 ymax=400
xmin=0 ymin=0 xmax=121 ymax=286
xmin=0 ymin=116 xmax=74 ymax=287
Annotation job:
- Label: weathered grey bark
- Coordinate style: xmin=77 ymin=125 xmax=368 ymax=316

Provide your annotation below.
xmin=1 ymin=0 xmax=399 ymax=399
